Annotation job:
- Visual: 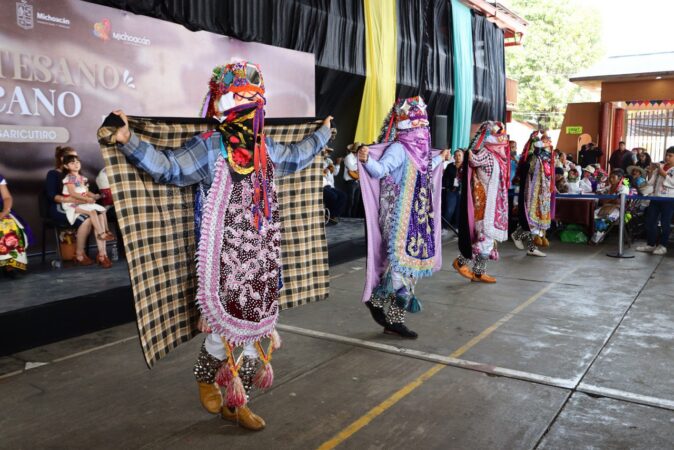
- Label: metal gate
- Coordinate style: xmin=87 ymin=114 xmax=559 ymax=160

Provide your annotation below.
xmin=625 ymin=109 xmax=674 ymax=163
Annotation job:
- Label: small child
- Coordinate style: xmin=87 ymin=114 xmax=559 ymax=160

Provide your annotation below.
xmin=627 ymin=165 xmax=651 ymax=195
xmin=61 ymin=155 xmax=113 ymax=241
xmin=591 ymin=168 xmax=629 ymax=244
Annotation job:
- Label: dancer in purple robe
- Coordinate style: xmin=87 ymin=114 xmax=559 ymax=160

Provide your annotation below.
xmin=356 ymin=97 xmax=447 ymax=338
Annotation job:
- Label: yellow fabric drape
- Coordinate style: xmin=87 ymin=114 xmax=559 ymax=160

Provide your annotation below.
xmin=354 ymin=0 xmax=397 ymax=144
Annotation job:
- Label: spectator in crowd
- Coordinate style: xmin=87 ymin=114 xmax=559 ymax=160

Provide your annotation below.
xmin=593 ymin=165 xmax=609 ymax=192
xmin=627 ymin=165 xmax=649 ymax=195
xmin=591 ymin=168 xmax=630 ymax=244
xmin=636 ymin=150 xmax=652 ymax=169
xmin=609 ymin=141 xmax=629 ymax=170
xmin=578 ymin=142 xmax=603 ymax=167
xmin=343 ymin=143 xmax=361 ymax=217
xmin=579 ymin=166 xmax=596 ymax=193
xmin=567 ymin=166 xmax=581 ymax=194
xmin=636 ymin=146 xmax=674 ymax=255
xmin=509 ymin=140 xmax=518 ymax=184
xmin=555 ymin=149 xmax=572 ymax=173
xmin=322 ymin=148 xmax=346 ymax=225
xmin=442 ymin=149 xmax=463 ymax=230
xmin=554 ymin=167 xmax=568 ymax=193
xmin=621 ymin=147 xmax=639 ymax=171
xmin=96 ymin=166 xmax=120 ymax=227
xmin=45 ymin=146 xmax=112 ymax=267
xmin=0 ymin=174 xmax=30 ymax=276
xmin=61 ymin=155 xmax=113 ymax=240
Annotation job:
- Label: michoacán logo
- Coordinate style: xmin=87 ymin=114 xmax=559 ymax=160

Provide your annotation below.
xmin=93 ymin=19 xmax=111 ymax=41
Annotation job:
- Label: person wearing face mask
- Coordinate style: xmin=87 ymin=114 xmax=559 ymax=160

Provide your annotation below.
xmin=511 ymin=131 xmax=554 ymax=257
xmin=357 ymin=96 xmax=448 ymax=339
xmin=453 ymin=122 xmax=511 ymax=283
xmin=112 ymin=61 xmax=332 ymax=431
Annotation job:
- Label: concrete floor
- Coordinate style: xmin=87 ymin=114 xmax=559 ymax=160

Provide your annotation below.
xmin=1 ymin=238 xmax=673 ymax=449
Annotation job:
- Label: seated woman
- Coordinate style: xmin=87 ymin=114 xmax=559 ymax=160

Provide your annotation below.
xmin=45 ymin=146 xmax=112 ymax=268
xmin=0 ymin=174 xmax=31 ymax=276
xmin=590 ymin=168 xmax=629 ymax=244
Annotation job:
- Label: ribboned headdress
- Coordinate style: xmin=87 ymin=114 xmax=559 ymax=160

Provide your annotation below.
xmin=200 ymin=61 xmax=266 ymax=119
xmin=467 ymin=121 xmax=507 ymax=152
xmin=377 ymin=96 xmax=429 ymax=143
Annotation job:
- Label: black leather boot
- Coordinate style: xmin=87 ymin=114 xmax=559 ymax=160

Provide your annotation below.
xmin=383 ymin=304 xmax=418 ymax=339
xmin=365 ymin=301 xmax=387 ymax=327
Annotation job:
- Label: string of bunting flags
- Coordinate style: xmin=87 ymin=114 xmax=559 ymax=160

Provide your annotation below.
xmin=625 ymin=99 xmax=674 ymax=109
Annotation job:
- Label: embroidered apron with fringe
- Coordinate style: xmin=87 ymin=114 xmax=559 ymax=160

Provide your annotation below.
xmin=195 ymin=103 xmax=282 ymax=407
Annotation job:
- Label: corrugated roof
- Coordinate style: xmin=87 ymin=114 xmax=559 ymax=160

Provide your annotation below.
xmin=570 ymin=51 xmax=674 ymax=82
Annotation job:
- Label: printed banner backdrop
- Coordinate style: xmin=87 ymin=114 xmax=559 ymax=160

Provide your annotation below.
xmin=0 ymin=0 xmax=315 ymax=248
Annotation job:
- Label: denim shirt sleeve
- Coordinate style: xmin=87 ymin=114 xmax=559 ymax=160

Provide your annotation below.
xmin=265 ymin=125 xmax=331 ymax=178
xmin=118 ymin=131 xmax=218 ymax=187
xmin=362 ymin=142 xmax=406 ymax=179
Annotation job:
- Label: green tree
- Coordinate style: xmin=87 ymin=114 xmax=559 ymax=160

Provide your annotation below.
xmin=506 ymin=0 xmax=604 ymax=129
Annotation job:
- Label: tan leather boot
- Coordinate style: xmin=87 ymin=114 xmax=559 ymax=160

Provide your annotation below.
xmin=453 ymin=258 xmax=474 ymax=280
xmin=471 ymin=273 xmax=497 ymax=283
xmin=222 ymin=405 xmax=266 ymax=431
xmin=198 ymin=382 xmax=223 ymax=414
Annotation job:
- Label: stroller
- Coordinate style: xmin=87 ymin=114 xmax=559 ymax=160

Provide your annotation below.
xmin=591 ymin=192 xmax=647 ymax=246
xmin=624 ymin=193 xmax=649 ymax=244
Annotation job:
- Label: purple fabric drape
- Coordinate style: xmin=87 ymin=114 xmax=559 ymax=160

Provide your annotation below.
xmin=395 ymin=127 xmax=432 ymax=173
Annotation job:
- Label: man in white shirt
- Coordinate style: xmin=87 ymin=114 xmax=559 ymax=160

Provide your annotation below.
xmin=343 ymin=146 xmax=361 ymax=217
xmin=323 ymin=148 xmax=346 ymax=224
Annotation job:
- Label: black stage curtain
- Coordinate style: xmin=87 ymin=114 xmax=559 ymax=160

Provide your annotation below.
xmin=83 ymin=1 xmax=273 ymax=42
xmin=272 ymin=0 xmax=365 ymax=75
xmin=270 ymin=1 xmax=366 ymax=154
xmin=471 ymin=12 xmax=506 ymax=123
xmin=396 ymin=0 xmax=454 ymax=141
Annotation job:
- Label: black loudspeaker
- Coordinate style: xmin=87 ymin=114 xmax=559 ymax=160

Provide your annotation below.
xmin=432 ymin=115 xmax=448 ymax=150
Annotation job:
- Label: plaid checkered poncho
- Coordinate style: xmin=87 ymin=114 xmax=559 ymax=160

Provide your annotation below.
xmin=98 ymin=117 xmax=329 ymax=367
